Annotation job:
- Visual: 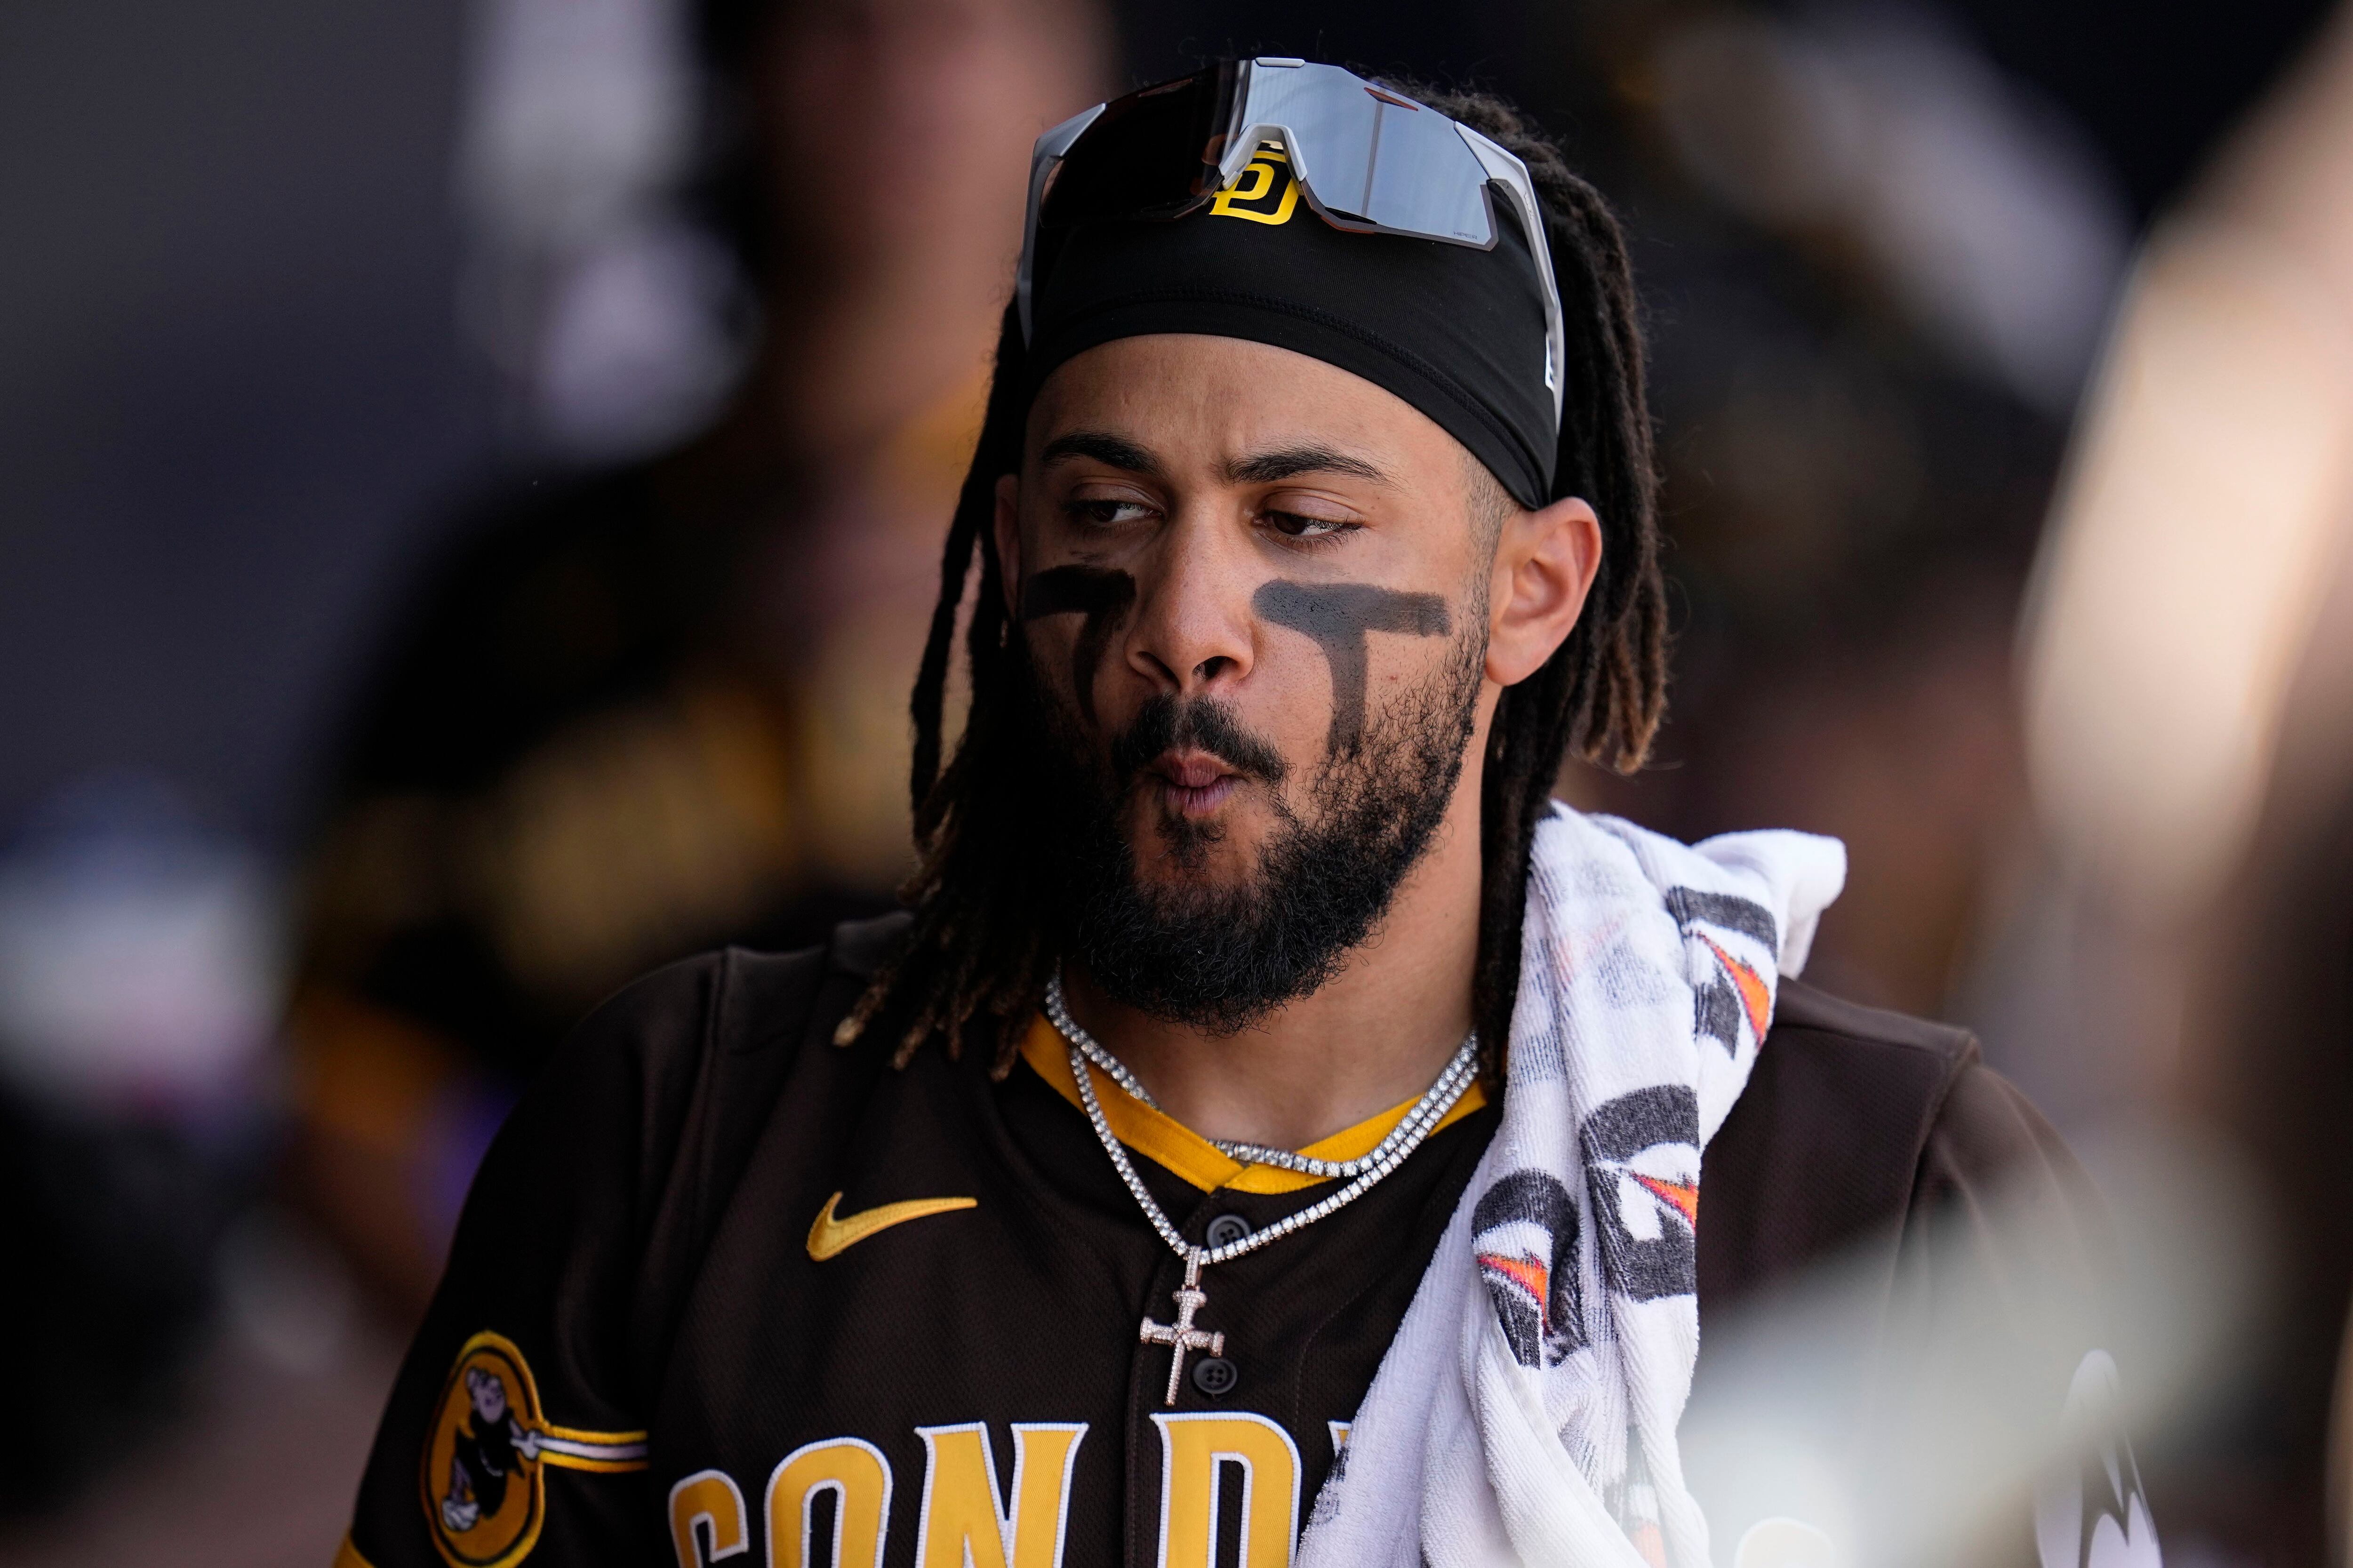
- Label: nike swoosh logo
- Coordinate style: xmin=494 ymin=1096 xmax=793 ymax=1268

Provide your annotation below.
xmin=806 ymin=1192 xmax=977 ymax=1261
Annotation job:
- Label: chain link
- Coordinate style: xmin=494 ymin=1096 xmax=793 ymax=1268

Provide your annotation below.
xmin=1044 ymin=969 xmax=1478 ymax=1271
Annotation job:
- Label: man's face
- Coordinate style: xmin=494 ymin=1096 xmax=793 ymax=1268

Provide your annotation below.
xmin=997 ymin=334 xmax=1512 ymax=1029
xmin=466 ymin=1368 xmax=509 ymax=1425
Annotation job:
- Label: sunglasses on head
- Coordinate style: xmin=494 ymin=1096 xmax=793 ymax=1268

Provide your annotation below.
xmin=1016 ymin=57 xmax=1566 ymax=434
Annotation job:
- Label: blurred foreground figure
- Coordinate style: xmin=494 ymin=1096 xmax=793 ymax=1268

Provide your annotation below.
xmin=288 ymin=0 xmax=1104 ymax=1312
xmin=2019 ymin=4 xmax=2353 ymax=1560
xmin=341 ymin=64 xmax=2153 ymax=1568
xmin=1555 ymin=2 xmax=2123 ymax=1030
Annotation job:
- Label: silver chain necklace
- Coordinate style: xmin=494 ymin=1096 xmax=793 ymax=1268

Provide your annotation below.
xmin=1042 ymin=970 xmax=1478 ymax=1404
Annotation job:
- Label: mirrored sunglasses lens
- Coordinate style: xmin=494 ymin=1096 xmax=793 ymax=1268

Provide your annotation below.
xmin=1244 ymin=65 xmax=1493 ymax=246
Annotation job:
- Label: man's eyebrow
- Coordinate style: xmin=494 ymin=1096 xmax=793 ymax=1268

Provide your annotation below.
xmin=1040 ymin=431 xmax=1162 ymax=475
xmin=1225 ymin=446 xmax=1389 ymax=486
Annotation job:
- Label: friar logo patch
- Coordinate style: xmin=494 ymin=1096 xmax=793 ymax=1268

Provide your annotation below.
xmin=420 ymin=1331 xmax=648 ymax=1568
xmin=1209 ymin=141 xmax=1300 ymax=226
xmin=2034 ymin=1351 xmax=2162 ymax=1568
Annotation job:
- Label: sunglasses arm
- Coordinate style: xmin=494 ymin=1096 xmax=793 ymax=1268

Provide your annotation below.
xmin=1018 ymin=103 xmax=1108 ymax=343
xmin=1461 ymin=127 xmax=1567 ymax=429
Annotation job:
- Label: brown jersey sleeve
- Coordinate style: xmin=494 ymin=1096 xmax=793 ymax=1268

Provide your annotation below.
xmin=1690 ymin=987 xmax=2154 ymax=1567
xmin=1879 ymin=1066 xmax=2156 ymax=1568
xmin=339 ymin=952 xmax=738 ymax=1568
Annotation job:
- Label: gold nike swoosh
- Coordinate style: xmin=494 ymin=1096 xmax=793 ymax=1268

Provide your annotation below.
xmin=806 ymin=1192 xmax=977 ymax=1261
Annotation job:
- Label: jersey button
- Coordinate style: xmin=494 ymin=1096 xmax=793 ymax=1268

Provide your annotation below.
xmin=1192 ymin=1356 xmax=1239 ymax=1397
xmin=1205 ymin=1213 xmax=1252 ymax=1248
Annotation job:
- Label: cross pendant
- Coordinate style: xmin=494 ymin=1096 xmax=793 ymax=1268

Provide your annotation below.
xmin=1139 ymin=1250 xmax=1226 ymax=1406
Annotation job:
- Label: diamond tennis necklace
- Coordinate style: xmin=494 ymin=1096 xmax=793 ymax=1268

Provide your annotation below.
xmin=1042 ymin=970 xmax=1478 ymax=1403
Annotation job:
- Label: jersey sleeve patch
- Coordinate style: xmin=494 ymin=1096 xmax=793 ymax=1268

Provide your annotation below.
xmin=420 ymin=1330 xmax=648 ymax=1568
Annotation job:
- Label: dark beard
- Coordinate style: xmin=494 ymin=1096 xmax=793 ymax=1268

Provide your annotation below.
xmin=1030 ymin=617 xmax=1485 ymax=1035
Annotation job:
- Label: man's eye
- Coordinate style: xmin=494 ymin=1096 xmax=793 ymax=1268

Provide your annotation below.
xmin=1068 ymin=496 xmax=1158 ymax=527
xmin=1069 ymin=498 xmax=1155 ymax=526
xmin=1265 ymin=509 xmax=1359 ymax=540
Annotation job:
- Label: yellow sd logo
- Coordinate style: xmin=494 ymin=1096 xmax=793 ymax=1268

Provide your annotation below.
xmin=1209 ymin=141 xmax=1300 ymax=226
xmin=420 ymin=1331 xmax=648 ymax=1568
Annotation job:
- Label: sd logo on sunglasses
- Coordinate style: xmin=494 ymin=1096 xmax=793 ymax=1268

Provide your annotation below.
xmin=1209 ymin=141 xmax=1300 ymax=226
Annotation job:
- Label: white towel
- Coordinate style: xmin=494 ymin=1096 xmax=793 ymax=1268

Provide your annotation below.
xmin=1297 ymin=804 xmax=1846 ymax=1568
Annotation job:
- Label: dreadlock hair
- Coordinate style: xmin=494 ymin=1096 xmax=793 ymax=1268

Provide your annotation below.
xmin=834 ymin=85 xmax=1667 ymax=1076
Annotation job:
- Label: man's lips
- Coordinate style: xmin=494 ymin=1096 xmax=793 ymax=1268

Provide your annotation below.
xmin=1145 ymin=749 xmax=1244 ymax=815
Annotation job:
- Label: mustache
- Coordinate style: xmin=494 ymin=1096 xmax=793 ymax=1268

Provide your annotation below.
xmin=1108 ymin=695 xmax=1291 ymax=790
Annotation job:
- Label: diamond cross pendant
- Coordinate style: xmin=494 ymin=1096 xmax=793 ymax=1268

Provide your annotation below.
xmin=1139 ymin=1250 xmax=1225 ymax=1406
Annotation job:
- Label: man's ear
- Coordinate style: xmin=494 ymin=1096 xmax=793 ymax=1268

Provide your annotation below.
xmin=1486 ymin=495 xmax=1603 ymax=688
xmin=994 ymin=473 xmax=1023 ymax=620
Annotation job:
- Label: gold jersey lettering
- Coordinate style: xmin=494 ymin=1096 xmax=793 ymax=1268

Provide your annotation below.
xmin=669 ymin=1470 xmax=749 ymax=1568
xmin=1148 ymin=1413 xmax=1302 ymax=1568
xmin=1209 ymin=143 xmax=1300 ymax=226
xmin=765 ymin=1438 xmax=893 ymax=1568
xmin=912 ymin=1422 xmax=1088 ymax=1568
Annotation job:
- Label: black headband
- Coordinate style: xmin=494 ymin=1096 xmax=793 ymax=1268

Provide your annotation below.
xmin=1025 ymin=145 xmax=1560 ymax=511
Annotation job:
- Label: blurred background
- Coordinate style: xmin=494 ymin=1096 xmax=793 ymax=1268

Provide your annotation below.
xmin=4 ymin=0 xmax=2351 ymax=1561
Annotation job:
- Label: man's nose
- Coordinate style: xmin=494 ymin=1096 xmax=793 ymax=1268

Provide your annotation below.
xmin=1122 ymin=518 xmax=1257 ymax=697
